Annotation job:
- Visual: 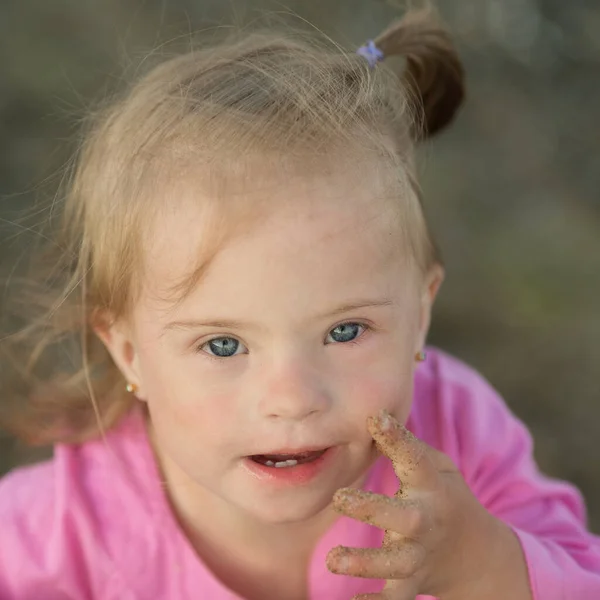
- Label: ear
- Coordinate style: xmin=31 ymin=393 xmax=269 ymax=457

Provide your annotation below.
xmin=93 ymin=311 xmax=146 ymax=400
xmin=416 ymin=263 xmax=445 ymax=352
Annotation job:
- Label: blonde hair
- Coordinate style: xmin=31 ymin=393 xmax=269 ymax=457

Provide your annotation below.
xmin=0 ymin=8 xmax=464 ymax=445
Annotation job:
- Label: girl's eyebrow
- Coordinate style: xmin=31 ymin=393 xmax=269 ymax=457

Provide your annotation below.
xmin=163 ymin=318 xmax=262 ymax=333
xmin=163 ymin=298 xmax=394 ymax=333
xmin=316 ymin=298 xmax=394 ymax=318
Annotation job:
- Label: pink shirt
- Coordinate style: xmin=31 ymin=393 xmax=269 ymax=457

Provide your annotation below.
xmin=1 ymin=348 xmax=599 ymax=599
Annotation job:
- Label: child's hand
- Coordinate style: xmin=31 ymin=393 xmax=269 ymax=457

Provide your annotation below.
xmin=326 ymin=409 xmax=527 ymax=600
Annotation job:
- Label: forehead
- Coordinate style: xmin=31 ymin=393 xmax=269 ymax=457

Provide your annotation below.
xmin=141 ymin=155 xmax=415 ymax=311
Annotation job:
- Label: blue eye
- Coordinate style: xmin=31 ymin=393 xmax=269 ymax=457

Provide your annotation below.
xmin=327 ymin=323 xmax=365 ymax=344
xmin=201 ymin=337 xmax=243 ymax=357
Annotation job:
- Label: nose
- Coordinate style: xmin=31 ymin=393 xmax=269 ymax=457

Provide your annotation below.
xmin=257 ymin=357 xmax=331 ymax=421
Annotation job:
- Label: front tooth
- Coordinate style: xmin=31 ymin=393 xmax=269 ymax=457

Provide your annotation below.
xmin=265 ymin=460 xmax=275 ymax=466
xmin=274 ymin=459 xmax=298 ymax=468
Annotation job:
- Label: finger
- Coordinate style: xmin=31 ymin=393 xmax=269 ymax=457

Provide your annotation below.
xmin=382 ymin=577 xmax=420 ymax=600
xmin=352 ymin=589 xmax=417 ymax=600
xmin=332 ymin=488 xmax=430 ymax=538
xmin=352 ymin=596 xmax=415 ymax=600
xmin=367 ymin=409 xmax=438 ymax=494
xmin=326 ymin=543 xmax=426 ymax=580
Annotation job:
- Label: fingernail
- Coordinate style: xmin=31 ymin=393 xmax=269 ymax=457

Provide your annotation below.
xmin=336 ymin=554 xmax=350 ymax=572
xmin=377 ymin=408 xmax=393 ymax=432
xmin=333 ymin=488 xmax=359 ymax=509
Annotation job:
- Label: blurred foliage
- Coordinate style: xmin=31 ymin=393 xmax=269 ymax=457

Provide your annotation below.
xmin=0 ymin=0 xmax=599 ymax=531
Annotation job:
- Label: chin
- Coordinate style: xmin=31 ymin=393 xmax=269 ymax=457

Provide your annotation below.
xmin=230 ymin=458 xmax=376 ymax=525
xmin=242 ymin=490 xmax=335 ymax=524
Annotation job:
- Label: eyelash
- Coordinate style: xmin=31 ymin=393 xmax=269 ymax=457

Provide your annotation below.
xmin=195 ymin=321 xmax=373 ymax=359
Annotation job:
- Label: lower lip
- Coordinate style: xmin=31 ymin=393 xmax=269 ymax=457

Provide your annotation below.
xmin=242 ymin=447 xmax=337 ymax=486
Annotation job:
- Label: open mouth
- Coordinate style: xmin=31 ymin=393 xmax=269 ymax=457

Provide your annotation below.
xmin=250 ymin=449 xmax=328 ymax=468
xmin=243 ymin=446 xmax=337 ymax=484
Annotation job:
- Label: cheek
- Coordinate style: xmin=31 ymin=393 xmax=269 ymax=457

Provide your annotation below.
xmin=137 ymin=347 xmax=237 ymax=445
xmin=338 ymin=326 xmax=418 ymax=422
xmin=143 ymin=374 xmax=239 ymax=478
xmin=343 ymin=364 xmax=415 ymax=426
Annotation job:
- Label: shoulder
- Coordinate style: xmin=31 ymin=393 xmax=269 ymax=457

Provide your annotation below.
xmin=0 ymin=414 xmax=149 ymax=598
xmin=414 ymin=346 xmax=497 ymax=400
xmin=412 ymin=346 xmax=507 ymax=424
xmin=0 ymin=459 xmax=57 ymax=547
xmin=0 ymin=458 xmax=74 ymax=597
xmin=411 ymin=346 xmax=528 ymax=464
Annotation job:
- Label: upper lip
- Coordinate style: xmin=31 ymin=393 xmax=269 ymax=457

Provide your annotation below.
xmin=249 ymin=446 xmax=332 ymax=456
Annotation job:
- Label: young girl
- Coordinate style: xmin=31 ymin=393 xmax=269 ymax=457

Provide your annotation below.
xmin=0 ymin=8 xmax=598 ymax=600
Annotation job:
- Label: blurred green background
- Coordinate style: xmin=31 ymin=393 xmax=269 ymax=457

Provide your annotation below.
xmin=0 ymin=0 xmax=599 ymax=532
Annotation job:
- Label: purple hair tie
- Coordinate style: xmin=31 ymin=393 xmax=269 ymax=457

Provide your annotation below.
xmin=356 ymin=40 xmax=384 ymax=68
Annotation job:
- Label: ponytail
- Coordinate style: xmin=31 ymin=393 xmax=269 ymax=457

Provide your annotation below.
xmin=373 ymin=8 xmax=465 ymax=139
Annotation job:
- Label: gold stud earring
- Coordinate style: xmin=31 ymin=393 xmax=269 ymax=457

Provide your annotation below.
xmin=415 ymin=350 xmax=427 ymax=362
xmin=126 ymin=382 xmax=138 ymax=394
